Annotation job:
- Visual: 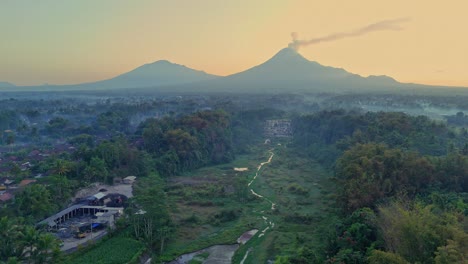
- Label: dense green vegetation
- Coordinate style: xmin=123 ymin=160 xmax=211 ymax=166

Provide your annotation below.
xmin=293 ymin=110 xmax=466 ymax=166
xmin=139 ymin=110 xmax=234 ymax=176
xmin=276 ymin=110 xmax=468 ymax=263
xmin=0 ymin=93 xmax=466 ymax=264
xmin=0 ymin=217 xmax=61 ymax=263
xmin=0 ymin=107 xmax=235 ymax=263
xmin=126 ymin=174 xmax=172 ymax=255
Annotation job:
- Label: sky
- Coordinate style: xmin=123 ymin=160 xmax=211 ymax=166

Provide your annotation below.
xmin=1 ymin=0 xmax=468 ymax=87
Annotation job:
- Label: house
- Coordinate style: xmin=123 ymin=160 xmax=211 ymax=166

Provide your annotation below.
xmin=84 ymin=192 xmax=107 ymax=206
xmin=93 ymin=192 xmax=106 ymax=200
xmin=0 ymin=192 xmax=13 ymax=203
xmin=19 ymin=179 xmax=36 ymax=187
xmin=4 ymin=179 xmax=14 ymax=186
xmin=0 ymin=177 xmax=13 ymax=186
xmin=264 ymin=119 xmax=293 ymax=137
xmin=123 ymin=176 xmax=136 ymax=185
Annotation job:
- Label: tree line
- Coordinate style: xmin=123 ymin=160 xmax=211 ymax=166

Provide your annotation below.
xmin=281 ymin=110 xmax=468 ymax=263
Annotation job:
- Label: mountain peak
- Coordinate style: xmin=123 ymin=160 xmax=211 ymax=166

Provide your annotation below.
xmin=275 ymin=47 xmax=300 ymax=56
xmin=268 ymin=47 xmax=309 ymax=63
xmin=150 ymin=59 xmax=172 ymax=64
xmin=220 ymin=47 xmax=356 ymax=86
xmin=142 ymin=59 xmax=179 ymax=68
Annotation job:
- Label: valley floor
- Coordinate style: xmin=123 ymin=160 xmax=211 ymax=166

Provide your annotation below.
xmin=164 ymin=141 xmax=334 ymax=263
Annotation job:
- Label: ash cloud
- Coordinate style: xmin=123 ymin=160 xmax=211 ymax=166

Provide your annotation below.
xmin=289 ymin=18 xmax=410 ymax=50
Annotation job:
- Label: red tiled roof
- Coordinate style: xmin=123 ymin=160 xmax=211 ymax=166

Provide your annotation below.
xmin=19 ymin=179 xmax=36 ymax=187
xmin=0 ymin=192 xmax=13 ymax=202
xmin=29 ymin=150 xmax=41 ymax=156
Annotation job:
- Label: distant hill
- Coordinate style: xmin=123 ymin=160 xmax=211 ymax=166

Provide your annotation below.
xmin=8 ymin=60 xmax=219 ymax=91
xmin=77 ymin=60 xmax=219 ymax=89
xmin=0 ymin=82 xmax=16 ymax=88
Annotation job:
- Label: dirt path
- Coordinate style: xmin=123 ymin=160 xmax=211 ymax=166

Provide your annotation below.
xmin=167 ymin=150 xmax=277 ymax=264
xmin=240 ymin=149 xmax=276 ymax=263
xmin=248 ymin=150 xmax=276 ymax=211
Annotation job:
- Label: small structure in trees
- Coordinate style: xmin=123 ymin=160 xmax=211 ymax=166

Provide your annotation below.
xmin=123 ymin=176 xmax=136 ymax=185
xmin=264 ymin=119 xmax=292 ymax=138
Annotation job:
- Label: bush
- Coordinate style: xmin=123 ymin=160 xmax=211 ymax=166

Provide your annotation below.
xmin=287 ymin=183 xmax=309 ymax=195
xmin=211 ymin=209 xmax=241 ymax=223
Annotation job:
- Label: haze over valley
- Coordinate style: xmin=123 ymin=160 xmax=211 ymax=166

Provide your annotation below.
xmin=1 ymin=1 xmax=467 ymax=264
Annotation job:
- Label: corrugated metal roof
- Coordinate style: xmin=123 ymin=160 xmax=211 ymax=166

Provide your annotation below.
xmin=93 ymin=192 xmax=106 ymax=200
xmin=37 ymin=204 xmax=83 ymax=227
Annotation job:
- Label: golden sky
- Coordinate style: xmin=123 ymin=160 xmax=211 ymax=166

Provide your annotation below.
xmin=1 ymin=0 xmax=467 ymax=86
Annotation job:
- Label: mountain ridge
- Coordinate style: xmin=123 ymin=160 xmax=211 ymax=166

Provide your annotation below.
xmin=3 ymin=48 xmax=467 ymax=94
xmin=184 ymin=47 xmax=402 ymax=93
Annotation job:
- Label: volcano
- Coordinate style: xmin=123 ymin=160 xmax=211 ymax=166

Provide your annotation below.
xmin=226 ymin=48 xmax=354 ymax=82
xmin=191 ymin=47 xmax=399 ymax=93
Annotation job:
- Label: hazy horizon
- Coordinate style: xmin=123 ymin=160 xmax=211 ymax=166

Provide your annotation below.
xmin=2 ymin=1 xmax=468 ymax=87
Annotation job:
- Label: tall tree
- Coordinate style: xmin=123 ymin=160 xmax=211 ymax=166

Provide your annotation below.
xmin=14 ymin=185 xmax=55 ymax=222
xmin=129 ymin=174 xmax=172 ymax=251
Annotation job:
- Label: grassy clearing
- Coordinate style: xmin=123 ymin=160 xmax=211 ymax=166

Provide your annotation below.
xmin=65 ymin=234 xmax=144 ymax=264
xmin=232 ymin=143 xmax=333 ymax=263
xmin=161 ymin=149 xmax=267 ymax=261
xmin=161 ymin=142 xmax=333 ymax=262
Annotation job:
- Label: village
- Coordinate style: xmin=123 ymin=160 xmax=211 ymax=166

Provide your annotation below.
xmin=0 ymin=137 xmax=138 ymax=251
xmin=39 ymin=176 xmax=135 ymax=251
xmin=0 ymin=141 xmax=76 ymax=204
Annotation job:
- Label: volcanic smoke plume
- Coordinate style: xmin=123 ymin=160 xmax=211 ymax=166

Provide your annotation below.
xmin=288 ymin=18 xmax=410 ymax=50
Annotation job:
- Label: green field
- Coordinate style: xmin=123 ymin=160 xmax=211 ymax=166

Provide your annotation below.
xmin=65 ymin=235 xmax=145 ymax=264
xmin=163 ymin=141 xmax=334 ymax=263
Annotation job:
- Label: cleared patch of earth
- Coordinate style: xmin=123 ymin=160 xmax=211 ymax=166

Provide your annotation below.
xmin=73 ymin=183 xmax=133 ymax=200
xmin=167 ymin=244 xmax=239 ymax=264
xmin=167 ymin=229 xmax=257 ymax=264
xmin=237 ymin=229 xmax=258 ymax=244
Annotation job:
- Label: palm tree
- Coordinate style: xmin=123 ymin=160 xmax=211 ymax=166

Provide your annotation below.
xmin=0 ymin=217 xmax=20 ymax=261
xmin=34 ymin=234 xmax=60 ymax=264
xmin=53 ymin=160 xmax=71 ymax=176
xmin=20 ymin=226 xmax=39 ymax=264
